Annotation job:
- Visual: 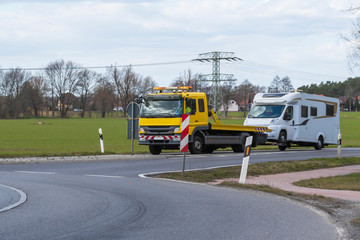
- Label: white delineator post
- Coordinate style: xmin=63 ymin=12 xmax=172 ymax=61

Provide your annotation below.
xmin=337 ymin=133 xmax=342 ymax=160
xmin=99 ymin=128 xmax=104 ymax=153
xmin=239 ymin=136 xmax=253 ymax=184
xmin=180 ymin=114 xmax=190 ymax=176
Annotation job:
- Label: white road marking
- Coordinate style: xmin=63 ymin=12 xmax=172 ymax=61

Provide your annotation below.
xmin=0 ymin=184 xmax=27 ymax=213
xmin=84 ymin=174 xmax=124 ymax=179
xmin=15 ymin=171 xmax=56 ymax=175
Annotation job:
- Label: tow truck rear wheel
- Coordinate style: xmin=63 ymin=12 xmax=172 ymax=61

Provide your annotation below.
xmin=189 ymin=136 xmax=203 ymax=154
xmin=203 ymin=146 xmax=215 ymax=154
xmin=232 ymin=136 xmax=247 ymax=153
xmin=231 ymin=145 xmax=242 ymax=153
xmin=149 ymin=145 xmax=162 ymax=155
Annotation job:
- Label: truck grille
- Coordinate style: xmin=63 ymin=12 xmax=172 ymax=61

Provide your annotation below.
xmin=142 ymin=126 xmax=178 ymax=135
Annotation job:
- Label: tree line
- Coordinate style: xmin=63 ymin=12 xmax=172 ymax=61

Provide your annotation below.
xmin=0 ymin=59 xmax=156 ymax=119
xmin=8 ymin=57 xmax=357 ymax=119
xmin=0 ymin=61 xmax=298 ymax=119
xmin=299 ymin=78 xmax=360 ymax=111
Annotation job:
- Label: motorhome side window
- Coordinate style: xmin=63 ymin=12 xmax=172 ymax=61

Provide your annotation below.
xmin=301 ymin=106 xmax=308 ymax=118
xmin=311 ymin=107 xmax=317 ymax=117
xmin=283 ymin=106 xmax=293 ymax=120
xmin=326 ymin=104 xmax=335 ymax=116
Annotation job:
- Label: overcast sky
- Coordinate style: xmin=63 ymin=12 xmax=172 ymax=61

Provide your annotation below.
xmin=0 ymin=0 xmax=358 ymax=88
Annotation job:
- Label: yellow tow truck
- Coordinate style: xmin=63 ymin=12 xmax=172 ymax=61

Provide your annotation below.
xmin=138 ymin=86 xmax=269 ymax=155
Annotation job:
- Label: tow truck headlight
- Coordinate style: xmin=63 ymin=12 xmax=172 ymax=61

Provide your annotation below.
xmin=140 ymin=127 xmax=145 ymax=132
xmin=173 ymin=127 xmax=180 ymax=133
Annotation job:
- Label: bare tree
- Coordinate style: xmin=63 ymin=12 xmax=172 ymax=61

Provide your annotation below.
xmin=20 ymin=75 xmax=47 ymax=117
xmin=135 ymin=76 xmax=156 ymax=97
xmin=0 ymin=68 xmax=5 ymax=118
xmin=108 ymin=66 xmax=154 ymax=116
xmin=76 ymin=69 xmax=97 ymax=118
xmin=220 ymin=81 xmax=235 ymax=117
xmin=268 ymin=75 xmax=281 ymax=93
xmin=280 ymin=76 xmax=294 ymax=92
xmin=1 ymin=68 xmax=28 ymax=118
xmin=93 ymin=76 xmax=116 ymax=118
xmin=44 ymin=59 xmax=80 ymax=118
xmin=233 ymin=79 xmax=265 ymax=117
xmin=170 ymin=69 xmax=209 ymax=93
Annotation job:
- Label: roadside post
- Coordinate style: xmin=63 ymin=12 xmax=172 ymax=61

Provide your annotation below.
xmin=239 ymin=136 xmax=253 ymax=184
xmin=99 ymin=128 xmax=104 ymax=153
xmin=337 ymin=133 xmax=342 ymax=160
xmin=126 ymin=102 xmax=140 ymax=155
xmin=180 ymin=114 xmax=190 ymax=176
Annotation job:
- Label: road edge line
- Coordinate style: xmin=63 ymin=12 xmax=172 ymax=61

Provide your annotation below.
xmin=0 ymin=184 xmax=27 ymax=213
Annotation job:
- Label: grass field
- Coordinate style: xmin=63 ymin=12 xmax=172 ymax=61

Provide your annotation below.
xmin=154 ymin=157 xmax=360 ymax=183
xmin=294 ymin=173 xmax=360 ymax=191
xmin=0 ymin=111 xmax=359 ymax=157
xmin=0 ymin=118 xmax=148 ymax=157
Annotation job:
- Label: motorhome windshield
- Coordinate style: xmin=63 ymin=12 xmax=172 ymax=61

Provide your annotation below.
xmin=140 ymin=98 xmax=183 ymax=118
xmin=247 ymin=105 xmax=285 ymax=118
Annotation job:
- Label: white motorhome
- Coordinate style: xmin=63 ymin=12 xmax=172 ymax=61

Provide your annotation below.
xmin=244 ymin=92 xmax=340 ymax=151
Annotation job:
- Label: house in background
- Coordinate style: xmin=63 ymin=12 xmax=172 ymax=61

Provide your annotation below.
xmin=226 ymin=100 xmax=240 ymax=112
xmin=57 ymin=93 xmax=77 ymax=110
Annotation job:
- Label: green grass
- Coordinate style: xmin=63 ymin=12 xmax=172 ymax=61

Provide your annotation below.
xmin=294 ymin=173 xmax=360 ymax=191
xmin=0 ymin=111 xmax=359 ymax=157
xmin=0 ymin=118 xmax=148 ymax=157
xmin=339 ymin=112 xmax=360 ymax=147
xmin=153 ymin=157 xmax=360 ymax=183
xmin=352 ymin=217 xmax=360 ymax=225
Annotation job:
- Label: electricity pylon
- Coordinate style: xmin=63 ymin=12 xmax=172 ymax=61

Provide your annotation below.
xmin=193 ymin=51 xmax=242 ymax=117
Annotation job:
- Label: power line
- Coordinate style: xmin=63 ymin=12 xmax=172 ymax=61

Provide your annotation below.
xmin=0 ymin=58 xmax=349 ymax=84
xmin=221 ymin=60 xmax=347 ymax=82
xmin=192 ymin=51 xmax=242 ymax=116
xmin=0 ymin=60 xmax=192 ymax=71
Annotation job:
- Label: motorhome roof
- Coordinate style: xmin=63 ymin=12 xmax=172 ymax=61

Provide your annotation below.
xmin=253 ymin=92 xmax=339 ymax=105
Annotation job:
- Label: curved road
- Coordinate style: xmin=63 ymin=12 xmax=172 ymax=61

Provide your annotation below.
xmin=0 ymin=148 xmax=359 ymax=239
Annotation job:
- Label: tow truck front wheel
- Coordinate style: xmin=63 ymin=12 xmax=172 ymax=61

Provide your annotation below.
xmin=149 ymin=145 xmax=162 ymax=155
xmin=189 ymin=136 xmax=203 ymax=154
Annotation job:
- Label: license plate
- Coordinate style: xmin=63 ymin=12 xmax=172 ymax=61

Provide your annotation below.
xmin=154 ymin=136 xmax=163 ymax=140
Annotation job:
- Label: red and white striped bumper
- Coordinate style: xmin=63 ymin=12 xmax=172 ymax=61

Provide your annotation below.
xmin=139 ymin=135 xmax=180 ymax=141
xmin=255 ymin=127 xmax=268 ymax=132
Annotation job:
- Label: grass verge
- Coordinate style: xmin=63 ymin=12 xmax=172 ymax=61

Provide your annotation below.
xmin=153 ymin=157 xmax=360 ymax=182
xmin=352 ymin=217 xmax=360 ymax=226
xmin=294 ymin=173 xmax=360 ymax=191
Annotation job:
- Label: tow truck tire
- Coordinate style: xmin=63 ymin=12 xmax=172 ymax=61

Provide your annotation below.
xmin=189 ymin=136 xmax=203 ymax=154
xmin=231 ymin=145 xmax=242 ymax=153
xmin=203 ymin=146 xmax=215 ymax=154
xmin=149 ymin=145 xmax=162 ymax=155
xmin=278 ymin=131 xmax=287 ymax=151
xmin=314 ymin=136 xmax=323 ymax=150
xmin=232 ymin=136 xmax=247 ymax=153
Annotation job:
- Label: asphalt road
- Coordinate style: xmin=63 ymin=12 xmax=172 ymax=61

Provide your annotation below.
xmin=0 ymin=148 xmax=359 ymax=240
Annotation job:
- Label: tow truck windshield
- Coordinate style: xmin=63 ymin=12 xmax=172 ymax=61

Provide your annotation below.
xmin=140 ymin=96 xmax=183 ymax=118
xmin=247 ymin=105 xmax=285 ymax=118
